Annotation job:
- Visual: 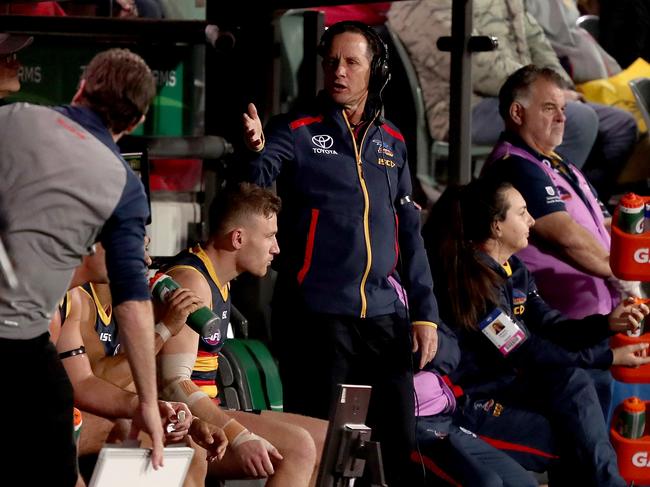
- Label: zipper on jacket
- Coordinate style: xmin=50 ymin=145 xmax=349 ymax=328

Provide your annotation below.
xmin=343 ymin=111 xmax=372 ymax=318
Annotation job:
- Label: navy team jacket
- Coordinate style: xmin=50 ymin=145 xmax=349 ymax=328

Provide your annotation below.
xmin=248 ymin=94 xmax=439 ymax=324
xmin=447 ymin=254 xmax=615 ymax=399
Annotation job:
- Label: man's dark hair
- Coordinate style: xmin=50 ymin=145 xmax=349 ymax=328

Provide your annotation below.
xmin=77 ymin=48 xmax=156 ymax=134
xmin=317 ymin=21 xmax=383 ymax=65
xmin=498 ymin=64 xmax=567 ymax=123
xmin=208 ymin=182 xmax=281 ymax=237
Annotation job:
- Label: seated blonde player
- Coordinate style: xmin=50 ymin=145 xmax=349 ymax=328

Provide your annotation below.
xmin=158 ymin=183 xmax=327 ymax=486
xmin=56 ymin=234 xmax=325 ymax=486
xmin=50 ymin=242 xmax=228 ymax=486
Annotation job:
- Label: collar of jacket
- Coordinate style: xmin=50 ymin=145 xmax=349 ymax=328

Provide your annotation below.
xmin=54 ymin=104 xmax=119 ymax=157
xmin=315 ymin=90 xmax=380 ymax=126
xmin=476 ymin=250 xmax=511 ymax=279
xmin=501 ymin=130 xmax=567 ymax=163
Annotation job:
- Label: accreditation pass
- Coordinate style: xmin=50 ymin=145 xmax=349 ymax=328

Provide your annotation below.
xmin=479 ymin=308 xmax=527 ymax=356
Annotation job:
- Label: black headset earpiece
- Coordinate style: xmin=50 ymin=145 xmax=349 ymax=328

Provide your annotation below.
xmin=318 ymin=21 xmax=390 ymax=97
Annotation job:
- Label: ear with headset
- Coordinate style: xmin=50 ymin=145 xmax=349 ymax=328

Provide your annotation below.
xmin=317 ymin=21 xmax=391 ymax=100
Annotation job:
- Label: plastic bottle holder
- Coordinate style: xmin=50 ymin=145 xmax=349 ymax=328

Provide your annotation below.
xmin=611 ymin=401 xmax=650 ymax=484
xmin=611 ymin=333 xmax=650 ymax=382
xmin=610 ymin=197 xmax=650 ymax=282
xmin=610 ymin=195 xmax=650 ymax=483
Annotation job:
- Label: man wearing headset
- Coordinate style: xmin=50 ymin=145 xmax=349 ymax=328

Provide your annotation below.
xmin=242 ymin=21 xmax=440 ymax=484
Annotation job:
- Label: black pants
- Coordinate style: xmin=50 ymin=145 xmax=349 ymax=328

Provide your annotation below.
xmin=0 ymin=333 xmax=77 ymax=486
xmin=274 ymin=295 xmax=416 ymax=486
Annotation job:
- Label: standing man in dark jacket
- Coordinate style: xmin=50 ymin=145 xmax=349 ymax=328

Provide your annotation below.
xmin=242 ymin=20 xmax=440 ymax=484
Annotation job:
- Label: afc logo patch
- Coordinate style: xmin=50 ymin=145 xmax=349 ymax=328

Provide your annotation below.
xmin=512 ymin=289 xmax=527 ymax=315
xmin=203 ymin=329 xmax=222 ymax=346
xmin=372 ymin=139 xmax=396 ymax=168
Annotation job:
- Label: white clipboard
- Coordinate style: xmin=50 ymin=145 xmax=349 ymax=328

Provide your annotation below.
xmin=89 ymin=445 xmax=194 ymax=487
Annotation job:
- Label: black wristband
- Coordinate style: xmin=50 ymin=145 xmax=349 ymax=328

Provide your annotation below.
xmin=59 ymin=346 xmax=86 ymax=359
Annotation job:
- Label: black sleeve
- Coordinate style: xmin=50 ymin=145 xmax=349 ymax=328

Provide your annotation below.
xmin=513 ymin=332 xmax=613 ymax=369
xmin=523 ymin=287 xmax=613 ymax=351
xmin=474 ymin=324 xmax=613 ymax=371
xmin=447 ymin=325 xmax=613 ymax=397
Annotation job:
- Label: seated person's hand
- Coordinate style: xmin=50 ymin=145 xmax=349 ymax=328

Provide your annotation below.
xmin=612 ymin=343 xmax=650 ymax=367
xmin=159 ymin=288 xmax=204 ymax=336
xmin=189 ymin=418 xmax=228 ymax=462
xmin=160 ymin=401 xmax=193 ymax=443
xmin=231 ymin=430 xmax=283 ymax=477
xmin=608 ymin=297 xmax=649 ymax=334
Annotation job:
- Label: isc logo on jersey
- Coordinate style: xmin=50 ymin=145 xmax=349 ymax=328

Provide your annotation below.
xmin=632 ymin=451 xmax=650 ymax=467
xmin=634 ymin=248 xmax=650 ymax=264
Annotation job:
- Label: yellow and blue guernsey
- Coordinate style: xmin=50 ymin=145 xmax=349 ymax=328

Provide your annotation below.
xmin=59 ymin=283 xmax=120 ymax=357
xmin=162 ymin=245 xmax=230 ymax=399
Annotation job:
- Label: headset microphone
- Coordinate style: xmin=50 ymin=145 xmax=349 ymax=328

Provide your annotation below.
xmin=374 ymin=110 xmax=385 ymax=127
xmin=374 ymin=73 xmax=391 ymax=126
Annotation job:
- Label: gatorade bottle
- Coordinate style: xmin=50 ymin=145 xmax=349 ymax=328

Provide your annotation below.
xmin=628 ymin=325 xmax=643 ymax=338
xmin=617 ymin=396 xmax=646 ymax=439
xmin=150 ymin=272 xmax=221 ymax=339
xmin=645 ymin=202 xmax=650 ymax=234
xmin=617 ymin=193 xmax=645 ymax=235
xmin=629 ymin=296 xmax=649 ymax=338
xmin=73 ymin=407 xmax=83 ymax=445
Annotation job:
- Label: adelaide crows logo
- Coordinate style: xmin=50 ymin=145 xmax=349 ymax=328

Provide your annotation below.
xmin=203 ymin=330 xmax=222 ymax=346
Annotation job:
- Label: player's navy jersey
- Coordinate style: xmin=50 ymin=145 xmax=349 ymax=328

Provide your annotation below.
xmin=163 ymin=245 xmax=230 ymax=398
